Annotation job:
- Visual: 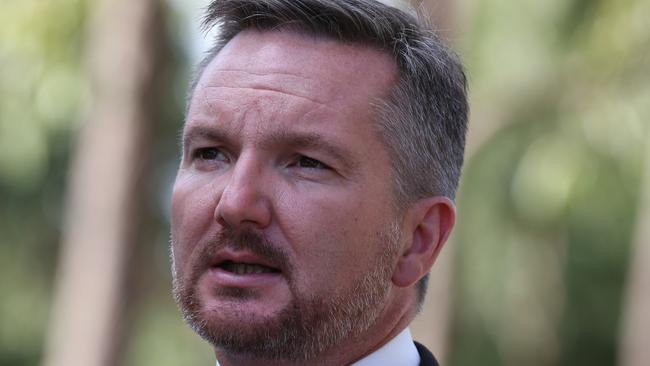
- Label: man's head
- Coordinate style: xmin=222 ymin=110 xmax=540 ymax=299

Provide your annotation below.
xmin=171 ymin=0 xmax=467 ymax=364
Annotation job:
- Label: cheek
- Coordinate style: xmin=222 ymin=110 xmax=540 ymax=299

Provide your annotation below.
xmin=277 ymin=188 xmax=384 ymax=288
xmin=171 ymin=175 xmax=218 ymax=272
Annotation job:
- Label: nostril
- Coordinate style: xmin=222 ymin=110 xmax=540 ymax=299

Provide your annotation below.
xmin=215 ymin=212 xmax=228 ymax=227
xmin=214 ymin=187 xmax=273 ymax=229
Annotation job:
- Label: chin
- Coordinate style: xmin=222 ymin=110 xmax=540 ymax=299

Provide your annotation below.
xmin=192 ymin=296 xmax=322 ymax=362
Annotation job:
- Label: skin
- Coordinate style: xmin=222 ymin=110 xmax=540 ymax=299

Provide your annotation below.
xmin=171 ymin=29 xmax=456 ymax=366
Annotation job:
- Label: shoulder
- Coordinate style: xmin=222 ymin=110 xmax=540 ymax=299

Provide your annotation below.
xmin=414 ymin=342 xmax=440 ymax=366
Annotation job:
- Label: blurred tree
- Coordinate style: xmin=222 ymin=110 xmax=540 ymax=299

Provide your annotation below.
xmin=619 ymin=112 xmax=650 ymax=366
xmin=41 ymin=0 xmax=164 ymax=365
xmin=0 ymin=0 xmax=87 ymax=365
xmin=450 ymin=0 xmax=649 ymax=365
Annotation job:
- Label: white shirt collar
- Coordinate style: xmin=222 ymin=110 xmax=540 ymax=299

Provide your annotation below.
xmin=351 ymin=327 xmax=420 ymax=366
xmin=216 ymin=328 xmax=420 ymax=366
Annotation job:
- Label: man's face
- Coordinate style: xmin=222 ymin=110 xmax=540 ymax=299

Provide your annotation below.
xmin=171 ymin=29 xmax=402 ymax=361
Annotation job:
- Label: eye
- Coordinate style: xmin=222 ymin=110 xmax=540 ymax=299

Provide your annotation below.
xmin=192 ymin=147 xmax=229 ymax=164
xmin=296 ymin=156 xmax=329 ymax=169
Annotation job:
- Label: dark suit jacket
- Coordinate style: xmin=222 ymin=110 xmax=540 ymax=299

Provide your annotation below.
xmin=415 ymin=342 xmax=439 ymax=366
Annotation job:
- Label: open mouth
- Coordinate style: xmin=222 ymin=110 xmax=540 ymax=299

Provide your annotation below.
xmin=216 ymin=260 xmax=281 ymax=275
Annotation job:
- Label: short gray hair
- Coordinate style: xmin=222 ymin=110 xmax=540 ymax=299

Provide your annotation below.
xmin=192 ymin=0 xmax=469 ymax=308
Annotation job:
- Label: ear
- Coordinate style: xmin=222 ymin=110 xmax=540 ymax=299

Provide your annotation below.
xmin=392 ymin=196 xmax=456 ymax=288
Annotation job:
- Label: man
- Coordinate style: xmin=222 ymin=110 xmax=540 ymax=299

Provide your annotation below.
xmin=170 ymin=0 xmax=468 ymax=365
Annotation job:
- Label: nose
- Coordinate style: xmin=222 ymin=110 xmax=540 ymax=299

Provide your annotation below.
xmin=214 ymin=155 xmax=272 ymax=229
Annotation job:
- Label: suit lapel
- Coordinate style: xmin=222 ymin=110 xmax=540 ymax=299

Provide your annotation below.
xmin=414 ymin=342 xmax=439 ymax=366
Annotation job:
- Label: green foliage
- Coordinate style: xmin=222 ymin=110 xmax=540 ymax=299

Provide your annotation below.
xmin=451 ymin=0 xmax=649 ymax=365
xmin=0 ymin=0 xmax=87 ymax=364
xmin=0 ymin=0 xmax=87 ymax=191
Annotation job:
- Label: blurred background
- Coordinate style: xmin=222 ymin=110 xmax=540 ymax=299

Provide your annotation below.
xmin=0 ymin=0 xmax=648 ymax=365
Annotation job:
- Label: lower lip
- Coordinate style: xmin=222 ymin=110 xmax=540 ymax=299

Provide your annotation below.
xmin=205 ymin=267 xmax=283 ymax=288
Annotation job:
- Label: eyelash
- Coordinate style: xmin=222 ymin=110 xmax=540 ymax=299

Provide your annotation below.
xmin=192 ymin=147 xmax=227 ymax=162
xmin=295 ymin=156 xmax=330 ymax=170
xmin=189 ymin=148 xmax=332 ymax=172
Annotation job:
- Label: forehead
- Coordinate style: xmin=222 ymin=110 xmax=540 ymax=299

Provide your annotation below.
xmin=190 ymin=29 xmax=398 ymax=118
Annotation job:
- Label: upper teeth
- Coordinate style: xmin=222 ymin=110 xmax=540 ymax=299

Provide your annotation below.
xmin=222 ymin=262 xmax=275 ymax=274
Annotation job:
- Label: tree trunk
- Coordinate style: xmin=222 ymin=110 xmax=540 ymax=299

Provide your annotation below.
xmin=41 ymin=1 xmax=162 ymax=366
xmin=619 ymin=138 xmax=650 ymax=366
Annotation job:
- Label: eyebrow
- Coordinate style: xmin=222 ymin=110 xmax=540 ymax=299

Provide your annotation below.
xmin=181 ymin=126 xmax=234 ymax=153
xmin=266 ymin=130 xmax=357 ymax=170
xmin=181 ymin=125 xmax=357 ymax=170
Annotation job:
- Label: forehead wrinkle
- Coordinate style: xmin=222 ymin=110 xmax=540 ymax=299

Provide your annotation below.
xmin=189 ymin=86 xmax=334 ymax=139
xmin=212 ymin=68 xmax=318 ymax=82
xmin=200 ymin=89 xmax=237 ymax=118
xmin=203 ymin=85 xmax=333 ymax=110
xmin=199 ymin=67 xmax=340 ymax=106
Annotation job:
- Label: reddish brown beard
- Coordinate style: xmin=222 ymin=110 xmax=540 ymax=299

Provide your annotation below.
xmin=171 ymin=223 xmax=399 ymax=362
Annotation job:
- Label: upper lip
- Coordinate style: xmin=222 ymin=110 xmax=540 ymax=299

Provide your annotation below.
xmin=210 ymin=247 xmax=281 ymax=272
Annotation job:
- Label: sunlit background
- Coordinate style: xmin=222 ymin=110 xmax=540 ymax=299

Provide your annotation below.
xmin=1 ymin=0 xmax=648 ymax=365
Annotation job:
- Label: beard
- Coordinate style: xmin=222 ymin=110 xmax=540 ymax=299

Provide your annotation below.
xmin=171 ymin=223 xmax=401 ymax=362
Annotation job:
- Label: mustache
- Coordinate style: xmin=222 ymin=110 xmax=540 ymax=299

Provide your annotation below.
xmin=195 ymin=225 xmax=292 ymax=274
